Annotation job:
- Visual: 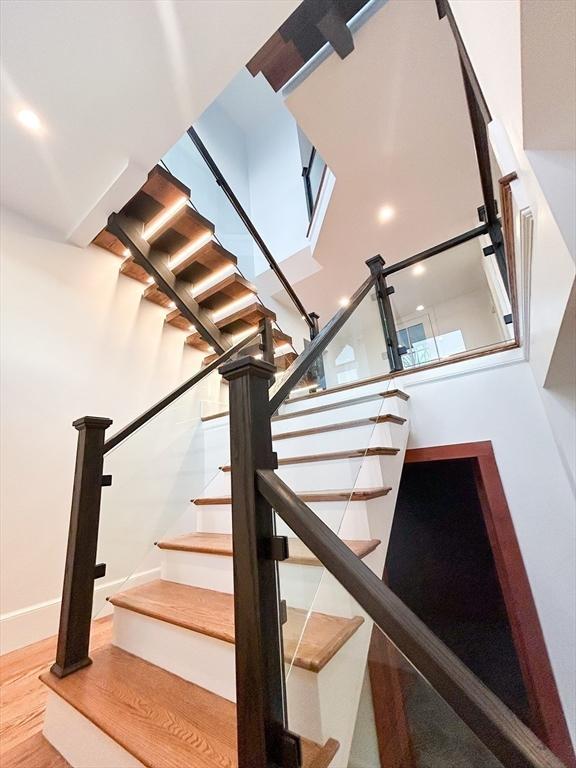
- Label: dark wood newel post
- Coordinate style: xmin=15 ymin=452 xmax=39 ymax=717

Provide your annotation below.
xmin=366 ymin=255 xmax=403 ymax=372
xmin=220 ymin=356 xmax=301 ymax=768
xmin=51 ymin=416 xmax=112 ymax=679
xmin=308 ymin=312 xmax=327 ymax=390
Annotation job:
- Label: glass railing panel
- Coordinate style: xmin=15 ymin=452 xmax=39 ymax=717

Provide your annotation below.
xmin=387 ymin=233 xmax=514 ymax=371
xmin=277 ymin=529 xmax=509 ymax=767
xmin=93 ymin=367 xmax=230 ymax=617
xmin=162 ymin=133 xmax=310 ymax=356
xmin=274 ymin=283 xmax=392 ymax=401
xmin=307 ymin=151 xmax=327 ymax=216
xmin=275 ymin=376 xmax=401 ymax=674
xmin=347 ymin=623 xmax=505 ymax=768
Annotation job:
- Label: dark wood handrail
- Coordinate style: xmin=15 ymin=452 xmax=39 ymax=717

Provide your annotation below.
xmin=382 ymin=224 xmax=489 ymax=277
xmin=103 ymin=328 xmax=261 ymax=453
xmin=187 ymin=126 xmax=315 ymax=332
xmin=257 ymin=468 xmax=566 ymax=768
xmin=267 ymin=273 xmax=376 ymax=414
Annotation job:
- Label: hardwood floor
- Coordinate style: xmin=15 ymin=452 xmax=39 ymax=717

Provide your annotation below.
xmin=0 ymin=617 xmax=112 ymax=759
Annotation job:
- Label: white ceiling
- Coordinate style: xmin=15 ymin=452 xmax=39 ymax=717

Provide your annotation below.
xmin=0 ymin=0 xmax=298 ymax=242
xmin=284 ymin=0 xmax=484 ymax=323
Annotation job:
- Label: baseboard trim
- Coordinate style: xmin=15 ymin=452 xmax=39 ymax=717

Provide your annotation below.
xmin=0 ymin=568 xmax=160 ymax=654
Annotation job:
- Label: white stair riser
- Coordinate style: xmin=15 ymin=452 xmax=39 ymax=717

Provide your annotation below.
xmin=280 ymin=379 xmax=400 ymax=414
xmin=274 ymin=422 xmax=399 ymax=458
xmin=44 ymin=693 xmax=145 ymax=768
xmin=113 ymin=606 xmax=236 ymax=702
xmin=161 ymin=551 xmax=329 ymax=610
xmin=273 ymin=399 xmax=403 ymax=434
xmin=207 ymin=455 xmax=388 ymax=495
xmin=196 ymin=501 xmax=370 ymax=536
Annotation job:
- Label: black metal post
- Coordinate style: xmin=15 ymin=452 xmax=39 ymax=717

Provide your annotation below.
xmin=366 ymin=256 xmax=403 ymax=372
xmin=51 ymin=416 xmax=112 ymax=678
xmin=259 ymin=317 xmax=275 ymax=366
xmin=308 ymin=312 xmax=326 ymax=390
xmin=219 ymin=357 xmax=301 ymax=768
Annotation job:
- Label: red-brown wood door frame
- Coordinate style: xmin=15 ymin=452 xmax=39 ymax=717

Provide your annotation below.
xmin=400 ymin=441 xmax=575 ymax=767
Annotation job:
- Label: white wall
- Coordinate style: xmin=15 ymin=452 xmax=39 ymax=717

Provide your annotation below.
xmin=400 ymin=358 xmax=576 ymax=745
xmin=247 ymin=107 xmax=310 ymax=273
xmin=448 ymin=0 xmax=576 ymax=385
xmin=0 ymin=207 xmax=217 ymax=652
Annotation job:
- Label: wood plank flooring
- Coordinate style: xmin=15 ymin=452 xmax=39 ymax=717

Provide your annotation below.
xmin=0 ymin=617 xmax=112 ymax=759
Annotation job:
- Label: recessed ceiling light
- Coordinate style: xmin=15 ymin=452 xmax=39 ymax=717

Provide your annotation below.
xmin=16 ymin=108 xmax=43 ymax=134
xmin=412 ymin=264 xmax=426 ymax=276
xmin=378 ymin=205 xmax=395 ymax=224
xmin=339 ymin=297 xmax=350 ymax=307
xmin=416 ymin=305 xmax=425 ymax=311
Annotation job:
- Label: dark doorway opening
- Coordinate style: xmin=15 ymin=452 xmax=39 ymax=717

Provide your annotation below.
xmin=368 ymin=442 xmax=574 ymax=768
xmin=386 ymin=457 xmax=530 ymax=722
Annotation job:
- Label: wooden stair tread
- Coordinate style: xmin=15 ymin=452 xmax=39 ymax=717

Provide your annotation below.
xmin=194 ymin=273 xmax=256 ymax=312
xmin=201 ymin=388 xmax=408 ymax=423
xmin=108 ymin=580 xmax=363 ymax=673
xmin=173 ymin=240 xmax=236 ymax=284
xmin=123 ymin=166 xmax=191 ymax=230
xmin=221 ymin=446 xmax=399 ymax=472
xmin=40 ymin=646 xmax=339 ymax=768
xmin=274 ymin=413 xmax=406 ymax=440
xmin=157 ymin=532 xmax=380 ymax=564
xmin=147 ymin=205 xmax=214 ymax=254
xmin=143 ymin=283 xmax=174 ymax=308
xmin=186 ymin=302 xmax=276 ymax=348
xmin=202 ymin=328 xmax=293 ymax=366
xmin=1 ymin=734 xmax=71 ymax=768
xmin=119 ymin=255 xmax=151 ymax=284
xmin=193 ymin=487 xmax=392 ymax=504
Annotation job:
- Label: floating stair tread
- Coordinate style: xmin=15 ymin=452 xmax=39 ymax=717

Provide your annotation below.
xmin=221 ymin=446 xmax=399 ymax=472
xmin=193 ymin=487 xmax=392 ymax=505
xmin=40 ymin=646 xmax=338 ymax=768
xmin=274 ymin=414 xmax=406 ymax=440
xmin=157 ymin=532 xmax=380 ymax=564
xmin=123 ymin=166 xmax=191 ymax=227
xmin=108 ymin=580 xmax=363 ymax=673
xmin=202 ymin=329 xmax=293 ymax=366
xmin=92 ymin=229 xmax=126 ymax=258
xmin=202 ymin=388 xmax=408 ymax=423
xmin=173 ymin=240 xmax=236 ymax=283
xmin=149 ymin=206 xmax=214 ymax=256
xmin=186 ymin=302 xmax=276 ymax=348
xmin=275 ymin=351 xmax=298 ymax=371
xmin=1 ymin=734 xmax=70 ymax=768
xmin=143 ymin=284 xmax=174 ymax=308
xmin=194 ymin=273 xmax=257 ymax=312
xmin=119 ymin=255 xmax=151 ymax=284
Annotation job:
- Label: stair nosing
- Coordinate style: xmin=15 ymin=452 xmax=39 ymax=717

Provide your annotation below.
xmin=192 ymin=487 xmax=392 ymax=504
xmin=220 ymin=446 xmax=399 ymax=472
xmin=156 ymin=532 xmax=381 ymax=565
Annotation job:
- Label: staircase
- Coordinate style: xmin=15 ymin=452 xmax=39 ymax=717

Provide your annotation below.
xmin=93 ymin=165 xmax=298 ymax=369
xmin=40 ymin=376 xmax=410 ymax=767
